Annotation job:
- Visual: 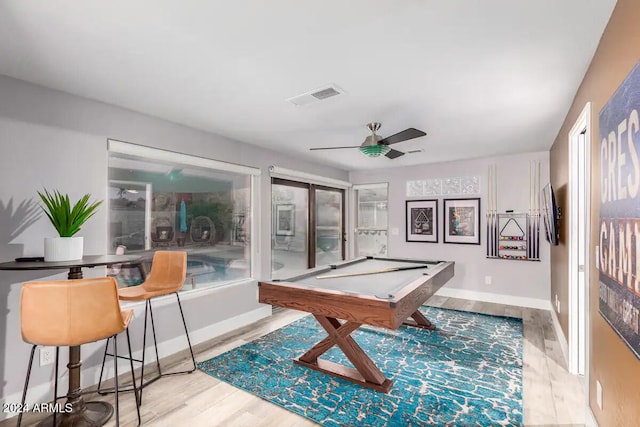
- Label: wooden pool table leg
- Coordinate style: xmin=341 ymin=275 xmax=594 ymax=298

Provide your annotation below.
xmin=403 ymin=310 xmax=436 ymax=330
xmin=294 ymin=315 xmax=393 ymax=393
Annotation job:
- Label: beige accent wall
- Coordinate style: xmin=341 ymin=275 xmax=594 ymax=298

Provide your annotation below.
xmin=549 ymin=0 xmax=640 ymax=425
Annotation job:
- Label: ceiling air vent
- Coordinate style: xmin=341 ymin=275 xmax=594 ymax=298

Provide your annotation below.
xmin=287 ymin=84 xmax=345 ymax=106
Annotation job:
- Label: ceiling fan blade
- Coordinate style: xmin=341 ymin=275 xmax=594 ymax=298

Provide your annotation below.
xmin=310 ymin=145 xmax=361 ymax=150
xmin=385 ymin=148 xmax=405 ymax=159
xmin=379 ymin=128 xmax=426 ymax=145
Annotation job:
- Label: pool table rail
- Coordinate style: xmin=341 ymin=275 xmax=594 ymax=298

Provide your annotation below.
xmin=391 ymin=261 xmax=454 ymax=329
xmin=258 ymin=281 xmax=397 ymax=329
xmin=258 ymin=260 xmax=454 ymax=330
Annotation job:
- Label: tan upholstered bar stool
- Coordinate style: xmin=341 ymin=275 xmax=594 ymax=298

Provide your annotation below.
xmin=98 ymin=250 xmax=196 ymax=404
xmin=18 ymin=277 xmax=141 ymax=427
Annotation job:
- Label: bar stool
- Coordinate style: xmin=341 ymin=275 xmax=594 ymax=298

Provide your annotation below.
xmin=18 ymin=277 xmax=141 ymax=427
xmin=98 ymin=250 xmax=196 ymax=404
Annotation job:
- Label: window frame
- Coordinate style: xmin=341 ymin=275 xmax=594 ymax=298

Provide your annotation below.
xmin=271 ymin=177 xmax=346 ymax=268
xmin=107 ymin=139 xmax=261 ymax=291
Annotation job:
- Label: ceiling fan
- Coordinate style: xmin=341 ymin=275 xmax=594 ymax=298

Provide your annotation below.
xmin=310 ymin=122 xmax=426 ymax=159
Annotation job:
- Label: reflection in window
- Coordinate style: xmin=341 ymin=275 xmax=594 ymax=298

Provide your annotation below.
xmin=355 ymin=184 xmax=388 ymax=256
xmin=271 ymin=183 xmax=308 ymax=280
xmin=108 ymin=143 xmax=253 ymax=291
xmin=315 ymin=188 xmax=343 ymax=266
xmin=270 ymin=178 xmax=345 ymax=279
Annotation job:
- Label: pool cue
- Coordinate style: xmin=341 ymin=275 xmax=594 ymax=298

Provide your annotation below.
xmin=532 ymin=161 xmax=537 ymax=259
xmin=528 ymin=162 xmax=532 ymax=259
xmin=535 ymin=161 xmax=541 ymax=259
xmin=494 ymin=165 xmax=498 ymax=256
xmin=487 ymin=165 xmax=491 ymax=257
xmin=526 ymin=213 xmax=531 ymax=259
xmin=491 ymin=164 xmax=498 ymax=257
xmin=492 ymin=165 xmax=496 ymax=257
xmin=533 ymin=161 xmax=536 ymax=259
xmin=316 ymin=265 xmax=429 ymax=279
xmin=488 ymin=164 xmax=495 ymax=257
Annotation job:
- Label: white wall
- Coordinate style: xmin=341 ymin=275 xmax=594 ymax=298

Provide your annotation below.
xmin=0 ymin=75 xmax=348 ymax=410
xmin=349 ymin=151 xmax=551 ymax=308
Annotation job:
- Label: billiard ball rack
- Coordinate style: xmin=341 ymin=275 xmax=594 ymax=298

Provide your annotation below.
xmin=487 ymin=212 xmax=540 ymax=261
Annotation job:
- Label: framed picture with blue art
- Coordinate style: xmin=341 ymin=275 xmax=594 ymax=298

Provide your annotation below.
xmin=443 ymin=198 xmax=481 ymax=245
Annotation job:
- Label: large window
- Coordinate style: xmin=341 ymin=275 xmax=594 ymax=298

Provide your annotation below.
xmin=271 ymin=178 xmax=345 ymax=279
xmin=354 ymin=183 xmax=388 ymax=256
xmin=108 ymin=140 xmax=258 ymax=291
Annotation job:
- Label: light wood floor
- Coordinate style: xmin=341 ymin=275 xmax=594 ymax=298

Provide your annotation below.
xmin=6 ymin=296 xmax=585 ymax=426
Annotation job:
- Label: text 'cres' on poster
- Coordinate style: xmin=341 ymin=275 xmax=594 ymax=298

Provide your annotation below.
xmin=599 ymin=60 xmax=640 ymax=358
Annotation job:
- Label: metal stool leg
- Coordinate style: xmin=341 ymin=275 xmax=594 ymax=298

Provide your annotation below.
xmin=17 ymin=345 xmax=37 ymax=427
xmin=136 ymin=298 xmax=163 ymax=406
xmin=53 ymin=347 xmax=59 ymax=426
xmin=126 ymin=329 xmax=142 ymax=426
xmin=175 ymin=292 xmax=196 ymax=372
xmin=97 ymin=336 xmax=111 ymax=394
xmin=148 ymin=299 xmax=162 ymax=375
xmin=137 ymin=300 xmax=150 ymax=405
xmin=113 ymin=334 xmax=120 ymax=427
xmin=98 ymin=291 xmax=198 ymax=408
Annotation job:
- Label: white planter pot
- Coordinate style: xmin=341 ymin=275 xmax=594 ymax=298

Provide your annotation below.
xmin=44 ymin=237 xmax=84 ymax=262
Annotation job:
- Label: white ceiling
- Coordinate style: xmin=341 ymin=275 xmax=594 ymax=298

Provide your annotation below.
xmin=0 ymin=0 xmax=616 ymax=171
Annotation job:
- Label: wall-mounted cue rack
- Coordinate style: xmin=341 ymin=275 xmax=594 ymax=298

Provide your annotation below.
xmin=486 ymin=162 xmax=541 ymax=261
xmin=489 ymin=212 xmax=540 ymax=261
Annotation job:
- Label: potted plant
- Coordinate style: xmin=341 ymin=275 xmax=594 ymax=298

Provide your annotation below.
xmin=38 ymin=188 xmax=103 ymax=261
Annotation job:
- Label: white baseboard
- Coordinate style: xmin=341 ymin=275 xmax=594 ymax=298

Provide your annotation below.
xmin=0 ymin=305 xmax=271 ymax=421
xmin=434 ymin=287 xmax=551 ymax=310
xmin=586 ymin=405 xmax=599 ymax=427
xmin=549 ymin=304 xmax=569 ymax=367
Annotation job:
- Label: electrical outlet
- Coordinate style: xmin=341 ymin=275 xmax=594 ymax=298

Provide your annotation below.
xmin=596 ymin=380 xmax=603 ymax=410
xmin=484 ymin=275 xmax=492 ymax=285
xmin=39 ymin=347 xmax=55 ymax=366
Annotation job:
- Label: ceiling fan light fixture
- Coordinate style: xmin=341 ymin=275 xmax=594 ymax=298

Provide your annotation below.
xmin=359 ymin=144 xmax=391 ymax=157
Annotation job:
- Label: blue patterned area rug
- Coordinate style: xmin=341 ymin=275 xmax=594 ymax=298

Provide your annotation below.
xmin=197 ymin=307 xmax=523 ymax=426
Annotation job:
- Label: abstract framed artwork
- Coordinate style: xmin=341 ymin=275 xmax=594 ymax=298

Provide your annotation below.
xmin=443 ymin=198 xmax=481 ymax=245
xmin=275 ymin=204 xmax=295 ymax=236
xmin=406 ymin=199 xmax=438 ymax=243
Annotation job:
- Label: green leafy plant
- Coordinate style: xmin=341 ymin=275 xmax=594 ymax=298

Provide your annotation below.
xmin=37 ymin=188 xmax=103 ymax=237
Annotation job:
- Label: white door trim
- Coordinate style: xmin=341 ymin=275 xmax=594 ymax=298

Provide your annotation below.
xmin=568 ymin=102 xmax=591 ymax=377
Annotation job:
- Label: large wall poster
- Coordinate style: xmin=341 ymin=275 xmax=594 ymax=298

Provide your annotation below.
xmin=599 ymin=60 xmax=640 ymax=359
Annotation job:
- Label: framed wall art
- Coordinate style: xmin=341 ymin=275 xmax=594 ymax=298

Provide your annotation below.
xmin=443 ymin=198 xmax=481 ymax=245
xmin=406 ymin=199 xmax=438 ymax=243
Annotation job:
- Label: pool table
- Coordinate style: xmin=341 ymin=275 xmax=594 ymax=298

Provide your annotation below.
xmin=258 ymin=256 xmax=454 ymax=392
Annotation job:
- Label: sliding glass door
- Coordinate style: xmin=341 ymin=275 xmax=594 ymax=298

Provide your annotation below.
xmin=271 ymin=179 xmax=345 ymax=279
xmin=271 ymin=181 xmax=309 ymax=279
xmin=315 ymin=187 xmax=344 ymax=266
